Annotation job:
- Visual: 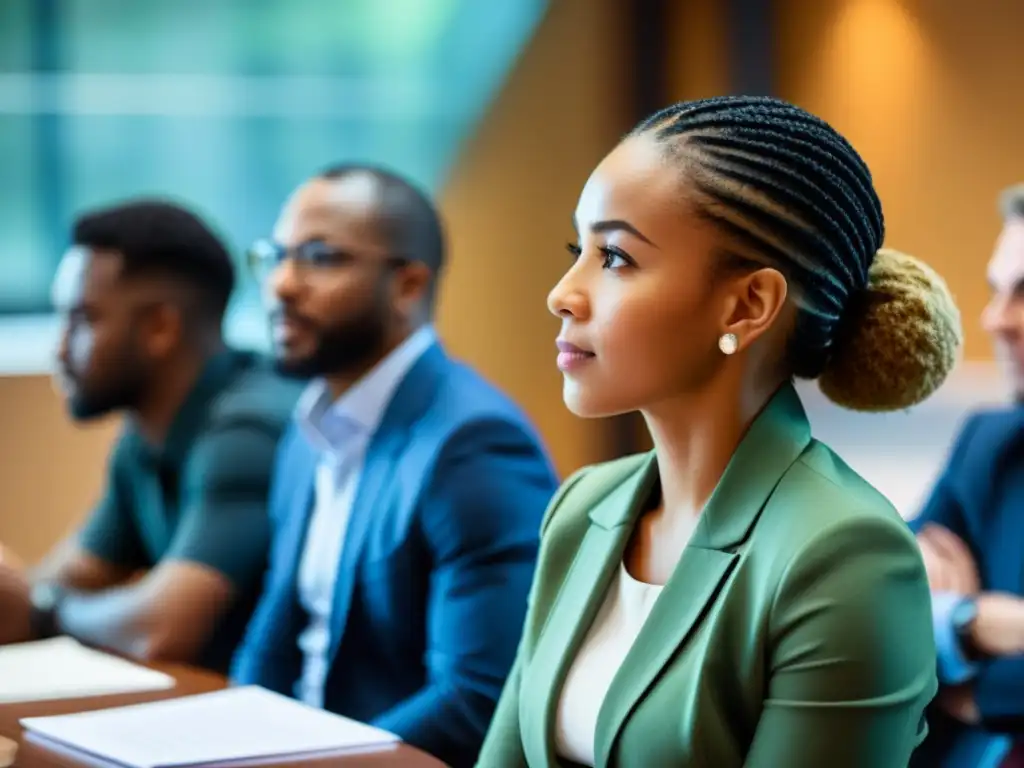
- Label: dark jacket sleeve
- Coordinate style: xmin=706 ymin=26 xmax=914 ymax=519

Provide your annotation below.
xmin=906 ymin=414 xmax=982 ymax=541
xmin=911 ymin=411 xmax=1024 ymax=730
xmin=475 ymin=467 xmax=590 ymax=768
xmin=370 ymin=418 xmax=558 ymax=768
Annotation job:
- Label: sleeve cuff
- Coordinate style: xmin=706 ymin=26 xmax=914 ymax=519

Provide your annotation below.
xmin=933 ymin=591 xmax=979 ymax=685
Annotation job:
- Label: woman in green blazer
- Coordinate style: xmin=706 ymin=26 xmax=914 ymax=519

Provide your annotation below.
xmin=477 ymin=96 xmax=962 ymax=767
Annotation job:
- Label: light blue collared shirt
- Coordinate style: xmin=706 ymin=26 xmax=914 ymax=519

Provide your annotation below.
xmin=293 ymin=325 xmax=436 ymax=708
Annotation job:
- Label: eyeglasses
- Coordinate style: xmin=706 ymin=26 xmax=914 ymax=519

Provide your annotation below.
xmin=246 ymin=239 xmax=409 ymax=282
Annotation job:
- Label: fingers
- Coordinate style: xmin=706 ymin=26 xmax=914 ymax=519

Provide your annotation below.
xmin=917 ymin=525 xmax=980 ymax=594
xmin=923 ymin=525 xmax=974 ymax=564
xmin=926 ymin=526 xmax=980 ymax=594
xmin=921 ymin=557 xmax=953 ymax=592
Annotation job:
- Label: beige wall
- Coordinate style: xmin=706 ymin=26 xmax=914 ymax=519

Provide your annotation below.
xmin=773 ymin=0 xmax=1024 ymax=513
xmin=437 ymin=0 xmax=622 ymax=477
xmin=0 ymin=0 xmax=623 ymax=564
xmin=666 ymin=0 xmax=1024 ymax=358
xmin=775 ymin=0 xmax=1024 ymax=361
xmin=0 ymin=377 xmax=120 ymax=563
xmin=667 ymin=0 xmax=730 ymax=101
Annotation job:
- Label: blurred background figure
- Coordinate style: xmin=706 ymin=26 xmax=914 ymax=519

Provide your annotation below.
xmin=0 ymin=200 xmax=299 ymax=672
xmin=982 ymin=186 xmax=1024 ymax=403
xmin=909 ymin=185 xmax=1024 ymax=768
xmin=232 ymin=164 xmax=557 ymax=768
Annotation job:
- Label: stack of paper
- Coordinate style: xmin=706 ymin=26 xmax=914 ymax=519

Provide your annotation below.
xmin=0 ymin=636 xmax=174 ymax=703
xmin=21 ymin=685 xmax=400 ymax=767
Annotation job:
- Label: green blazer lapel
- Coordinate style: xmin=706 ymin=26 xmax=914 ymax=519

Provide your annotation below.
xmin=521 ymin=456 xmax=657 ymax=768
xmin=695 ymin=382 xmax=813 ymax=550
xmin=594 ymin=546 xmax=738 ymax=766
xmin=594 ymin=383 xmax=813 ymax=764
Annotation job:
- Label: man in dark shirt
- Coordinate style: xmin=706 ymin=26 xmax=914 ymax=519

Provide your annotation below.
xmin=0 ymin=199 xmax=299 ymax=673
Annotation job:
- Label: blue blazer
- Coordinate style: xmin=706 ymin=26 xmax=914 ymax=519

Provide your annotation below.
xmin=231 ymin=344 xmax=559 ymax=768
xmin=909 ymin=409 xmax=1024 ymax=767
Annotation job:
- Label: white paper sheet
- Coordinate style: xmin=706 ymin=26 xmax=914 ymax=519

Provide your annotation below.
xmin=0 ymin=636 xmax=175 ymax=703
xmin=20 ymin=685 xmax=400 ymax=768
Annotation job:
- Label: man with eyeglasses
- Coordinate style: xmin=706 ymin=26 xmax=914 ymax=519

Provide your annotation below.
xmin=0 ymin=199 xmax=300 ymax=672
xmin=231 ymin=164 xmax=558 ymax=768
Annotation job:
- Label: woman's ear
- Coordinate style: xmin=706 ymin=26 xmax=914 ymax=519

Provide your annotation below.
xmin=719 ymin=267 xmax=788 ymax=352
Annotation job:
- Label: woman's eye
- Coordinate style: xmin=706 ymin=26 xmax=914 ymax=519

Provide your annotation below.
xmin=600 ymin=247 xmax=631 ymax=269
xmin=565 ymin=242 xmax=582 ymax=260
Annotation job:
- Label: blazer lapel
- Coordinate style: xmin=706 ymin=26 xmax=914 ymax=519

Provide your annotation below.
xmin=593 ymin=547 xmax=737 ymax=765
xmin=275 ymin=440 xmax=318 ymax=596
xmin=327 ymin=427 xmax=405 ymax=657
xmin=326 ymin=343 xmax=448 ymax=660
xmin=521 ymin=459 xmax=657 ymax=768
xmin=594 ymin=383 xmax=813 ymax=766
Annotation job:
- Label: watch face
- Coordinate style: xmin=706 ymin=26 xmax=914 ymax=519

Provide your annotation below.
xmin=952 ymin=598 xmax=978 ymax=631
xmin=30 ymin=583 xmax=60 ymax=612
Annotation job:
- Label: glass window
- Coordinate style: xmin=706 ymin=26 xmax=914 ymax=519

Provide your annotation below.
xmin=0 ymin=0 xmax=546 ymax=354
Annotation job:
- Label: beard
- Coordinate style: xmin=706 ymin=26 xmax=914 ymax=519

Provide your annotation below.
xmin=272 ymin=295 xmax=390 ymax=381
xmin=62 ymin=362 xmax=148 ymax=422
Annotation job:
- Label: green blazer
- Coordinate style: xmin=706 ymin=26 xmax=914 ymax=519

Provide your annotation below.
xmin=477 ymin=384 xmax=937 ymax=768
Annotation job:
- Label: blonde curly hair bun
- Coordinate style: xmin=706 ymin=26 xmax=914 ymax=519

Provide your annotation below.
xmin=817 ymin=249 xmax=963 ymax=412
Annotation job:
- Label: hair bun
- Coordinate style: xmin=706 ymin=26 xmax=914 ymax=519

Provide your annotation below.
xmin=817 ymin=249 xmax=963 ymax=412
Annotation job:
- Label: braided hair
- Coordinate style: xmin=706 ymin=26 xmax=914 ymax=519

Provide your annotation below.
xmin=629 ymin=95 xmax=961 ymax=411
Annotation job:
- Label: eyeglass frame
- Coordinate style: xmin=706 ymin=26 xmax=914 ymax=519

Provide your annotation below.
xmin=246 ymin=238 xmax=412 ymax=282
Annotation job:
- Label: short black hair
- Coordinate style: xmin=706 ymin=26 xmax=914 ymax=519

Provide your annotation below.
xmin=318 ymin=163 xmax=446 ymax=294
xmin=71 ymin=199 xmax=236 ymax=325
xmin=631 ymin=95 xmax=884 ymax=380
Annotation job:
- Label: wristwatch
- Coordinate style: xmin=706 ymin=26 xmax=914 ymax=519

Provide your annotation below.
xmin=29 ymin=582 xmax=65 ymax=639
xmin=951 ymin=596 xmax=979 ymax=648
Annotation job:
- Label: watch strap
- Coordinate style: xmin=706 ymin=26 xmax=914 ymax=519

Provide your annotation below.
xmin=29 ymin=583 xmax=65 ymax=639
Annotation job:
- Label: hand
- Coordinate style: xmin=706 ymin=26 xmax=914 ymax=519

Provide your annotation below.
xmin=937 ymin=683 xmax=981 ymax=724
xmin=917 ymin=524 xmax=980 ymax=594
xmin=0 ymin=544 xmax=24 ymax=571
xmin=0 ymin=562 xmax=32 ymax=645
xmin=970 ymin=592 xmax=1024 ymax=657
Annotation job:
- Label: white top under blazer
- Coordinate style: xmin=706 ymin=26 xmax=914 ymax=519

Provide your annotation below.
xmin=554 ymin=512 xmax=700 ymax=767
xmin=553 ymin=561 xmax=666 ymax=766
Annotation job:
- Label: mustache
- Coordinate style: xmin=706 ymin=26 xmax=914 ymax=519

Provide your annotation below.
xmin=269 ymin=307 xmax=316 ymax=330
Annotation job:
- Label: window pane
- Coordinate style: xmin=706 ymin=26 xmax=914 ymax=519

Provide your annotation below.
xmin=0 ymin=0 xmax=546 ymax=353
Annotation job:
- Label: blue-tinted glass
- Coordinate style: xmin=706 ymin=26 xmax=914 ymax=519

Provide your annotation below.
xmin=0 ymin=0 xmax=546 ymax=349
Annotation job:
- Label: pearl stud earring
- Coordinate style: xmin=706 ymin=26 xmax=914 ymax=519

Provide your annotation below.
xmin=718 ymin=333 xmax=738 ymax=355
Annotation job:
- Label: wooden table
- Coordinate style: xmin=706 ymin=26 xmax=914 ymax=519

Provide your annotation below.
xmin=0 ymin=663 xmax=447 ymax=767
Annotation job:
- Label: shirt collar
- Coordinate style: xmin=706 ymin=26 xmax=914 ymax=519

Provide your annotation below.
xmin=297 ymin=325 xmax=436 ymax=456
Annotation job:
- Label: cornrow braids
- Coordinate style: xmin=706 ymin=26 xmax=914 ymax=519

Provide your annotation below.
xmin=630 ymin=95 xmax=885 ymax=379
